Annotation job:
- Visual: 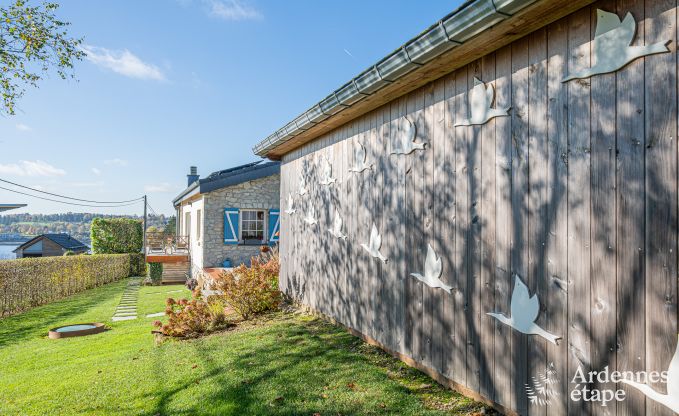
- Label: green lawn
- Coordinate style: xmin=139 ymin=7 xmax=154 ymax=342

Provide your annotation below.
xmin=0 ymin=279 xmax=490 ymax=416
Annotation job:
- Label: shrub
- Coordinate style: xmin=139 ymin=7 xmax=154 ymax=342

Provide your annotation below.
xmin=0 ymin=254 xmax=137 ymax=316
xmin=91 ymin=218 xmax=143 ymax=254
xmin=213 ymin=249 xmax=280 ymax=320
xmin=153 ymin=297 xmax=228 ymax=338
xmin=148 ymin=262 xmax=163 ymax=285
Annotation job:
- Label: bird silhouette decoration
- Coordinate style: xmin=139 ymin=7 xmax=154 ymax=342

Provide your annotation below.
xmin=299 ymin=174 xmax=308 ymax=196
xmin=487 ymin=274 xmax=561 ymax=345
xmin=562 ymin=9 xmax=670 ymax=82
xmin=361 ymin=223 xmax=388 ymax=263
xmin=410 ymin=244 xmax=452 ymax=293
xmin=391 ymin=117 xmax=426 ymax=155
xmin=454 ymin=77 xmax=510 ymax=126
xmin=621 ymin=335 xmax=679 ymax=414
xmin=348 ymin=142 xmax=373 ymax=173
xmin=284 ymin=193 xmax=296 ymax=215
xmin=303 ymin=204 xmax=317 ymax=226
xmin=327 ymin=208 xmax=347 ymax=240
xmin=319 ymin=156 xmax=337 ymax=186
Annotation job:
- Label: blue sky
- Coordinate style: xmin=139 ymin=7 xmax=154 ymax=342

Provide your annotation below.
xmin=0 ymin=0 xmax=461 ymax=215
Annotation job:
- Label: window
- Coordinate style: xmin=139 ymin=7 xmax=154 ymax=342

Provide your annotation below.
xmin=240 ymin=210 xmax=265 ymax=242
xmin=184 ymin=212 xmax=191 ymax=237
xmin=196 ymin=210 xmax=202 ymax=240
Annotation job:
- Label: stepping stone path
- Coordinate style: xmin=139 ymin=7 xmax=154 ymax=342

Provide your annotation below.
xmin=112 ymin=278 xmax=141 ymax=322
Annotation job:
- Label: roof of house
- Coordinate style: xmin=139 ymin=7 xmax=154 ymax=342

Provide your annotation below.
xmin=252 ymin=0 xmax=591 ymax=159
xmin=14 ymin=234 xmax=89 ymax=252
xmin=0 ymin=204 xmax=27 ymax=213
xmin=173 ymin=161 xmax=281 ymax=206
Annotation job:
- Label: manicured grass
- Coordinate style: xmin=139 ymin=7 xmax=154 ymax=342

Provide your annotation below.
xmin=0 ymin=280 xmax=491 ymax=416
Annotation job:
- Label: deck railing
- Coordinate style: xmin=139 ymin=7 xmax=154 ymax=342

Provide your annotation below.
xmin=145 ymin=232 xmax=190 ymax=255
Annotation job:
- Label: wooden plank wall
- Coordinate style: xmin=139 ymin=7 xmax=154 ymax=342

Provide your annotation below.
xmin=278 ymin=1 xmax=678 ymax=414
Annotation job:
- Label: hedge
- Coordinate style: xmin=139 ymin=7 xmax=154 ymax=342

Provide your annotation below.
xmin=148 ymin=262 xmax=163 ymax=285
xmin=0 ymin=254 xmax=141 ymax=317
xmin=91 ymin=218 xmax=143 ymax=254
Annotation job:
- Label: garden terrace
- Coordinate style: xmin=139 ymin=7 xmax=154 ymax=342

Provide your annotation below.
xmin=0 ymin=280 xmax=491 ymax=415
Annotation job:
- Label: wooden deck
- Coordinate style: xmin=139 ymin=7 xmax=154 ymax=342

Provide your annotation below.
xmin=146 ymin=254 xmax=189 ymax=263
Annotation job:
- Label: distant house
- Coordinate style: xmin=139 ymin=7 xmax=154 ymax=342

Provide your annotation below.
xmin=172 ymin=162 xmax=280 ymax=278
xmin=13 ymin=234 xmax=89 ymax=258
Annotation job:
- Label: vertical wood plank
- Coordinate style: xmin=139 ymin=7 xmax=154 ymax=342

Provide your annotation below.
xmin=494 ymin=43 xmax=514 ymax=410
xmin=441 ymin=71 xmax=458 ymax=381
xmin=431 ymin=76 xmax=447 ymax=375
xmin=405 ymin=87 xmax=426 ymax=363
xmin=511 ymin=35 xmax=531 ymax=416
xmin=467 ymin=60 xmax=483 ymax=395
xmin=374 ymin=104 xmax=390 ymax=347
xmin=545 ymin=16 xmax=569 ymax=416
xmin=422 ymin=81 xmax=436 ymax=368
xmin=588 ymin=3 xmax=618 ymax=415
xmin=566 ymin=6 xmax=592 ymax=416
xmin=645 ymin=1 xmax=678 ymax=416
xmin=453 ymin=66 xmax=470 ymax=386
xmin=480 ymin=53 xmax=498 ymax=402
xmin=528 ymin=26 xmax=549 ymax=416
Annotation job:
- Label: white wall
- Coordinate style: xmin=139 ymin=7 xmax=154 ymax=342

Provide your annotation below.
xmin=177 ymin=197 xmax=205 ymax=276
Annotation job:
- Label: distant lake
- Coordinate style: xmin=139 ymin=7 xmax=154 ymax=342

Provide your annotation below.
xmin=0 ymin=244 xmax=18 ymax=260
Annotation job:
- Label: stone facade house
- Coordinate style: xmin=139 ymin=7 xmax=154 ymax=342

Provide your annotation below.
xmin=173 ymin=162 xmax=280 ymax=278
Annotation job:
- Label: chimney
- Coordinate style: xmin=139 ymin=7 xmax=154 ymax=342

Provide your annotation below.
xmin=187 ymin=166 xmax=199 ymax=186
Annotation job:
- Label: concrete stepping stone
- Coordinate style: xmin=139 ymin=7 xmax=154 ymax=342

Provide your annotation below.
xmin=111 ymin=278 xmax=141 ymax=321
xmin=146 ymin=312 xmax=165 ymax=318
xmin=112 ymin=316 xmax=137 ymax=322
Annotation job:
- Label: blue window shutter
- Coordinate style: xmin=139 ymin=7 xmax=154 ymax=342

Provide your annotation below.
xmin=268 ymin=209 xmax=280 ymax=244
xmin=224 ymin=208 xmax=239 ymax=244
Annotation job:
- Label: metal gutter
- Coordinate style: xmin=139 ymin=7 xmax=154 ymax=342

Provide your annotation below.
xmin=253 ymin=0 xmax=538 ymax=158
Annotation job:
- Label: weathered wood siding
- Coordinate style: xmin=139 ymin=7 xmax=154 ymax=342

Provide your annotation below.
xmin=279 ymin=1 xmax=678 ymax=414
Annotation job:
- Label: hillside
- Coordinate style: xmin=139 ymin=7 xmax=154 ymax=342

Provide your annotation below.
xmin=0 ymin=213 xmax=172 ymax=245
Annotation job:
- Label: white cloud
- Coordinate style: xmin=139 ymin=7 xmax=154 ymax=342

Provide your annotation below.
xmin=144 ymin=183 xmax=174 ymax=193
xmin=208 ymin=0 xmax=262 ymax=21
xmin=91 ymin=168 xmax=102 ymax=176
xmin=15 ymin=123 xmax=32 ymax=132
xmin=0 ymin=160 xmax=66 ymax=177
xmin=82 ymin=45 xmax=166 ymax=81
xmin=104 ymin=158 xmax=128 ymax=167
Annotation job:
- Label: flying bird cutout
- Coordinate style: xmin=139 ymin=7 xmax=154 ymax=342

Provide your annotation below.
xmin=391 ymin=117 xmax=426 ymax=155
xmin=562 ymin=9 xmax=670 ymax=82
xmin=299 ymin=174 xmax=308 ymax=196
xmin=621 ymin=334 xmax=679 ymax=413
xmin=327 ymin=208 xmax=347 ymax=240
xmin=284 ymin=193 xmax=296 ymax=215
xmin=361 ymin=223 xmax=388 ymax=263
xmin=454 ymin=77 xmax=510 ymax=126
xmin=409 ymin=244 xmax=452 ymax=293
xmin=487 ymin=274 xmax=561 ymax=345
xmin=303 ymin=204 xmax=317 ymax=226
xmin=319 ymin=156 xmax=337 ymax=186
xmin=348 ymin=142 xmax=373 ymax=173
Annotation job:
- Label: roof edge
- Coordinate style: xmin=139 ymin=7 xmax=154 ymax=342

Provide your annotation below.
xmin=253 ymin=0 xmax=593 ymax=159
